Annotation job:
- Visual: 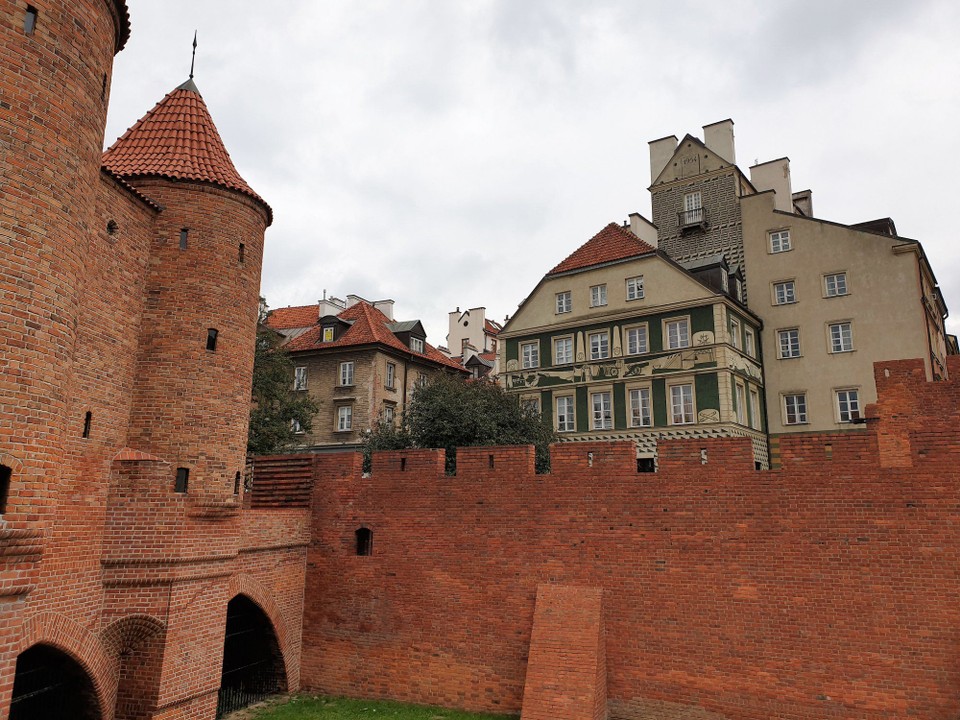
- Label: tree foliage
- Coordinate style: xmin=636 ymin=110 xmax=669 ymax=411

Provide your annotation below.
xmin=248 ymin=299 xmax=319 ymax=455
xmin=363 ymin=373 xmax=555 ymax=473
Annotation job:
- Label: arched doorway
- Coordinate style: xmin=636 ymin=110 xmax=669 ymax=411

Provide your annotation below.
xmin=10 ymin=643 xmax=100 ymax=720
xmin=217 ymin=594 xmax=286 ymax=717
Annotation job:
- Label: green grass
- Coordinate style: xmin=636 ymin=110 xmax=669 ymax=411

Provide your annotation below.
xmin=246 ymin=695 xmax=519 ymax=720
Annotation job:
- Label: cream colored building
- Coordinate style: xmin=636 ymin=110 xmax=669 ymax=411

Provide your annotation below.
xmin=742 ymin=190 xmax=951 ymax=441
xmin=499 ymin=222 xmax=768 ymax=468
xmin=647 ymin=120 xmax=954 ymax=457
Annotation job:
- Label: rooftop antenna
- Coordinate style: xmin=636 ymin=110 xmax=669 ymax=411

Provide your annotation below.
xmin=189 ymin=31 xmax=198 ymax=79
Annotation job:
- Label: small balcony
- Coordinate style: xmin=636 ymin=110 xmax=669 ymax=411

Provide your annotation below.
xmin=678 ymin=206 xmax=707 ymax=233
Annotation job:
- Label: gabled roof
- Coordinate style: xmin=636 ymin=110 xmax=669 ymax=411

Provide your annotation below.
xmin=284 ymin=301 xmax=466 ymax=372
xmin=102 ymin=79 xmax=272 ymax=224
xmin=484 ymin=319 xmax=502 ymax=335
xmin=548 ymin=222 xmax=656 ymax=275
xmin=266 ymin=304 xmax=318 ymax=330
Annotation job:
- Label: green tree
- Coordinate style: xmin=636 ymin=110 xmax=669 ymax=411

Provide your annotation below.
xmin=363 ymin=373 xmax=555 ymax=473
xmin=248 ymin=298 xmax=319 ymax=455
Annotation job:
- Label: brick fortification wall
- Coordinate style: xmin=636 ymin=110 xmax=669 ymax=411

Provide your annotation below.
xmin=0 ymin=1 xmax=304 ymax=717
xmin=302 ymin=357 xmax=960 ymax=720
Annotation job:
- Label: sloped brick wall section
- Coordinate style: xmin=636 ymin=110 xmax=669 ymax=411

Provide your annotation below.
xmin=300 ymin=357 xmax=960 ymax=720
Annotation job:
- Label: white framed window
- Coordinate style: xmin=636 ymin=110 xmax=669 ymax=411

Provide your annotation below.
xmin=322 ymin=326 xmax=335 ymax=342
xmin=590 ymin=284 xmax=607 ymax=307
xmin=682 ymin=191 xmax=703 ymax=224
xmin=824 ymin=272 xmax=848 ymax=297
xmin=336 ymin=405 xmax=353 ymax=431
xmin=735 ymin=382 xmax=746 ymax=425
xmin=773 ymin=280 xmax=796 ymax=305
xmin=669 ymin=383 xmax=695 ymax=425
xmin=416 ymin=372 xmax=427 ymax=388
xmin=555 ymin=291 xmax=572 ymax=314
xmin=556 ymin=395 xmax=575 ymax=433
xmin=553 ymin=336 xmax=573 ymax=365
xmin=294 ymin=366 xmax=307 ymax=391
xmin=744 ymin=329 xmax=756 ymax=358
xmin=734 ymin=276 xmax=743 ymax=302
xmin=410 ymin=337 xmax=424 ymax=353
xmin=291 ymin=418 xmax=304 ymax=434
xmin=383 ymin=404 xmax=395 ymax=424
xmin=521 ymin=396 xmax=541 ymax=415
xmin=829 ymin=321 xmax=853 ymax=353
xmin=836 ymin=388 xmax=861 ymax=423
xmin=664 ymin=318 xmax=690 ymax=349
xmin=749 ymin=388 xmax=761 ymax=430
xmin=386 ymin=362 xmax=396 ymax=389
xmin=591 ymin=391 xmax=613 ymax=430
xmin=520 ymin=341 xmax=540 ymax=369
xmin=721 ymin=272 xmax=729 ymax=292
xmin=339 ymin=361 xmax=354 ymax=386
xmin=626 ymin=276 xmax=644 ymax=301
xmin=783 ymin=393 xmax=807 ymax=425
xmin=629 ymin=387 xmax=652 ymax=427
xmin=625 ymin=324 xmax=648 ymax=355
xmin=778 ymin=328 xmax=801 ymax=358
xmin=769 ymin=229 xmax=791 ymax=253
xmin=589 ymin=331 xmax=609 ymax=360
xmin=730 ymin=318 xmax=741 ymax=349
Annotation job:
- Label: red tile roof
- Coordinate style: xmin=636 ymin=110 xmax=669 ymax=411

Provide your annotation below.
xmin=266 ymin=304 xmax=319 ymax=330
xmin=484 ymin=319 xmax=502 ymax=335
xmin=284 ymin=301 xmax=466 ymax=372
xmin=102 ymin=80 xmax=272 ymax=224
xmin=548 ymin=222 xmax=656 ymax=275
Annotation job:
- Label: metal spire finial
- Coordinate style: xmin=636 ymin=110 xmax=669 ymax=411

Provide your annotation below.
xmin=189 ymin=31 xmax=198 ymax=79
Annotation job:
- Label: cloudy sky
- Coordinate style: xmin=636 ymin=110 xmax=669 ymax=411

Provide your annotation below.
xmin=106 ymin=1 xmax=960 ymax=344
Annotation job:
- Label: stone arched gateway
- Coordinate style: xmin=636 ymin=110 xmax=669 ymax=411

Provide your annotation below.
xmin=12 ymin=613 xmax=114 ymax=720
xmin=217 ymin=593 xmax=287 ymax=717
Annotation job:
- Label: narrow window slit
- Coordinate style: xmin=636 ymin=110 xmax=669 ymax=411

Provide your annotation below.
xmin=233 ymin=471 xmax=241 ymax=494
xmin=587 ymin=451 xmax=594 ymax=468
xmin=174 ymin=467 xmax=189 ymax=494
xmin=355 ymin=527 xmax=373 ymax=556
xmin=700 ymin=448 xmax=708 ymax=464
xmin=0 ymin=464 xmax=11 ymax=514
xmin=82 ymin=411 xmax=92 ymax=438
xmin=488 ymin=454 xmax=494 ymax=469
xmin=400 ymin=457 xmax=406 ymax=471
xmin=238 ymin=242 xmax=245 ymax=263
xmin=24 ymin=6 xmax=37 ymax=35
xmin=179 ymin=228 xmax=189 ymax=250
xmin=206 ymin=328 xmax=218 ymax=351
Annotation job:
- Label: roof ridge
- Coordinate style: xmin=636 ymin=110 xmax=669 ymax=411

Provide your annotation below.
xmin=547 ymin=222 xmax=656 ymax=276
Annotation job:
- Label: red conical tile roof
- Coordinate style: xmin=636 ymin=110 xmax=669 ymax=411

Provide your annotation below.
xmin=102 ymin=79 xmax=272 ymax=223
xmin=548 ymin=222 xmax=656 ymax=275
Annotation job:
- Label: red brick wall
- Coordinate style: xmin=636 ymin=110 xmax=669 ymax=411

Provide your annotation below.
xmin=301 ymin=360 xmax=960 ymax=720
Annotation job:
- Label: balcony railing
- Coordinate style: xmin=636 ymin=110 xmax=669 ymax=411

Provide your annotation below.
xmin=678 ymin=206 xmax=707 ymax=231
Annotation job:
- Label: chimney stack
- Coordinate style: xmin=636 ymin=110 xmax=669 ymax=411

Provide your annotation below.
xmin=750 ymin=158 xmax=793 ymax=213
xmin=627 ymin=212 xmax=658 ymax=249
xmin=702 ymin=119 xmax=736 ymax=165
xmin=648 ymin=134 xmax=678 ymax=184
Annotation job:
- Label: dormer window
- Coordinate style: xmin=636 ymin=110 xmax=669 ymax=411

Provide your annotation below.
xmin=322 ymin=326 xmax=335 ymax=342
xmin=410 ymin=337 xmax=424 ymax=353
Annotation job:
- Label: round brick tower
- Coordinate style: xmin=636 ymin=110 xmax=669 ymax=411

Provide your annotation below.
xmin=0 ymin=1 xmax=129 ymax=521
xmin=102 ymin=78 xmax=272 ymax=497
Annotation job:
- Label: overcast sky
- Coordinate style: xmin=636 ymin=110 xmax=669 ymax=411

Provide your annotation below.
xmin=106 ymin=1 xmax=960 ymax=344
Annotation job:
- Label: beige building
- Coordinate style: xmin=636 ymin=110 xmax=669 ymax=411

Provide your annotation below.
xmin=444 ymin=306 xmax=503 ymax=378
xmin=267 ymin=295 xmax=467 ymax=451
xmin=648 ymin=120 xmax=954 ymax=455
xmin=742 ymin=191 xmax=951 ymax=440
xmin=499 ymin=223 xmax=768 ymax=468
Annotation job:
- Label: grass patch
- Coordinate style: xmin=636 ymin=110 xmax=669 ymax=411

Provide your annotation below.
xmin=245 ymin=695 xmax=518 ymax=720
